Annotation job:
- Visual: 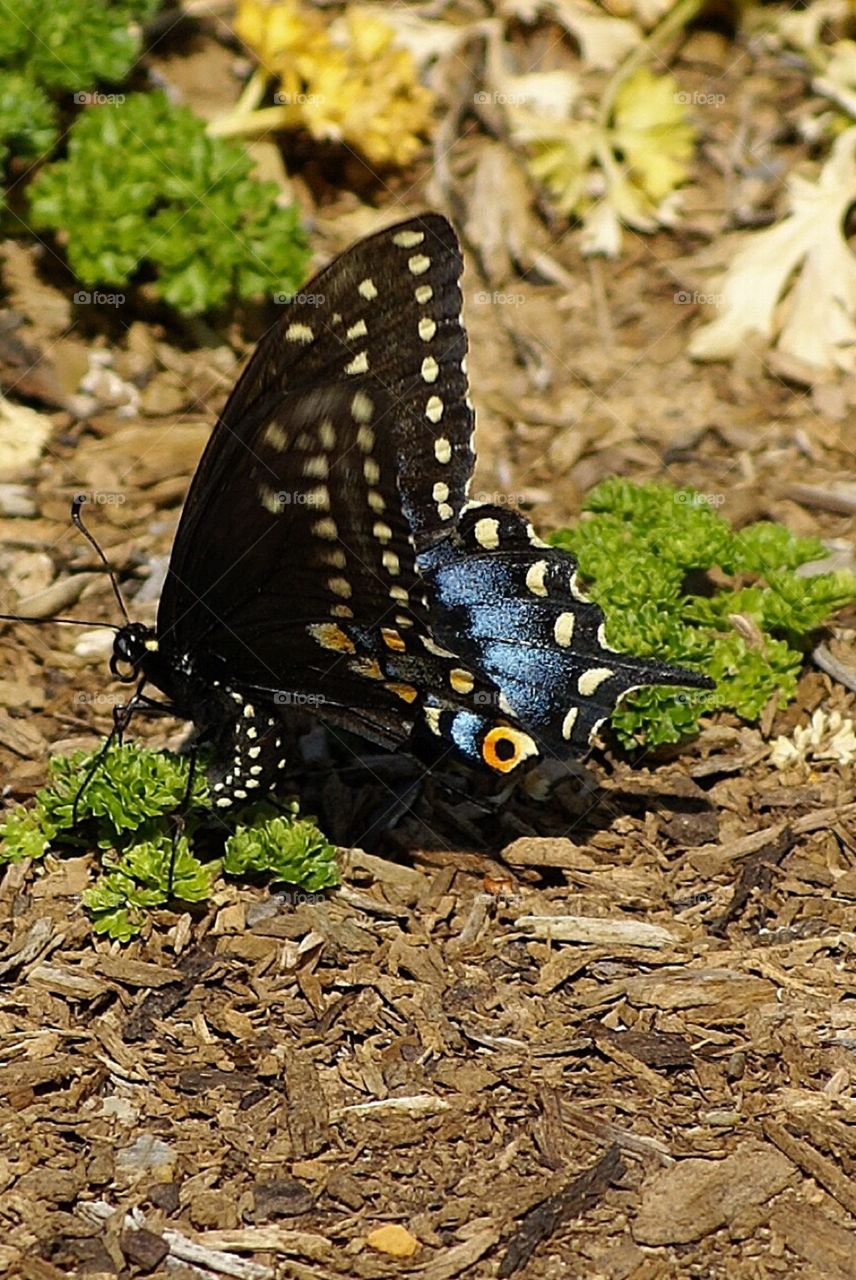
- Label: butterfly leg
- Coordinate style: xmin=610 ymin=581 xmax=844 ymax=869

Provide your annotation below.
xmin=71 ymin=680 xmax=153 ymax=825
xmin=166 ymin=747 xmax=197 ymax=898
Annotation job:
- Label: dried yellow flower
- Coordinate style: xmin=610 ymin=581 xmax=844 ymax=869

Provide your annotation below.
xmin=231 ymin=0 xmax=434 ymax=168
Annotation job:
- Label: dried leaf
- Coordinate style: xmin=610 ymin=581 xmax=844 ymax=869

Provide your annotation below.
xmin=690 ymin=128 xmax=856 ymax=373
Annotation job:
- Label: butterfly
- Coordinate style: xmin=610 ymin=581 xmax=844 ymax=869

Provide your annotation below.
xmin=107 ymin=213 xmax=712 ymax=807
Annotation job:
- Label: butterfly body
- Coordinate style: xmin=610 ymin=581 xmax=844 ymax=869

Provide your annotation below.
xmin=110 ymin=213 xmax=712 ymax=803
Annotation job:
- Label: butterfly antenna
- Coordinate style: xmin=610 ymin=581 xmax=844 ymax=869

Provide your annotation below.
xmin=0 ymin=613 xmax=120 ymax=629
xmin=72 ymin=495 xmax=131 ymax=626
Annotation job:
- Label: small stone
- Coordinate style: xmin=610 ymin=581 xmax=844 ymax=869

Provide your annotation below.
xmin=252 ymin=1179 xmax=315 ymax=1220
xmin=115 ymin=1134 xmax=177 ymax=1183
xmin=148 ymin=1181 xmax=180 ymax=1214
xmin=122 ymin=1228 xmax=169 ymax=1271
xmin=366 ymin=1224 xmax=420 ymax=1259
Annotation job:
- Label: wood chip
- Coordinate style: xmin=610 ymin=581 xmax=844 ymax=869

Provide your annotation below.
xmin=763 ymin=1118 xmax=856 ymax=1219
xmin=0 ymin=709 xmax=47 ymax=757
xmin=516 ymin=914 xmax=681 ymax=949
xmin=632 ymin=1143 xmax=795 ymax=1244
xmin=499 ymin=1145 xmax=625 ymax=1276
xmin=770 ymin=1200 xmax=856 ymax=1280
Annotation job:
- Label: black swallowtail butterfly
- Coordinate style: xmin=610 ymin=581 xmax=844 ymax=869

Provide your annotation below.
xmin=107 ymin=213 xmax=711 ymax=806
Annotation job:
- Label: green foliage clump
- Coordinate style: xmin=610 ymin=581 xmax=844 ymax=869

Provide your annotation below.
xmin=0 ymin=0 xmax=160 ymax=94
xmin=0 ymin=72 xmax=58 ymax=170
xmin=550 ymin=479 xmax=856 ymax=748
xmin=0 ymin=744 xmax=338 ymax=942
xmin=224 ymin=803 xmax=340 ymax=891
xmin=0 ymin=1 xmax=160 ymax=207
xmin=29 ymin=91 xmax=310 ymax=313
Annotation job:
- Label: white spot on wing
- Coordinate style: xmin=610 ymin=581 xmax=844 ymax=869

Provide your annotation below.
xmin=319 ymin=547 xmax=347 ymax=569
xmin=312 ymin=517 xmax=339 ymax=540
xmin=285 ymin=322 xmax=314 ymax=343
xmin=474 ymin=517 xmax=500 ymax=550
xmin=351 ymin=390 xmax=373 ymax=423
xmin=259 ymin=484 xmax=284 ymax=514
xmin=578 ymin=667 xmax=615 ymax=696
xmin=420 ymin=635 xmax=456 ymax=659
xmin=394 ymin=229 xmax=425 ymax=247
xmin=262 ymin=422 xmax=288 ymax=452
xmin=554 ymin=612 xmax=576 ymax=647
xmin=302 ymin=454 xmax=328 ymax=479
xmin=304 ymin=485 xmax=330 ymax=510
xmin=561 ymin=707 xmax=579 ymax=740
xmin=358 ymin=277 xmax=378 ymax=300
xmin=345 ymin=351 xmax=369 ymax=375
xmin=426 ymin=395 xmax=443 ymax=423
xmin=424 ymin=705 xmax=443 ymax=736
xmin=526 ymin=561 xmax=549 ymax=597
xmin=597 ymin=621 xmax=618 ymax=652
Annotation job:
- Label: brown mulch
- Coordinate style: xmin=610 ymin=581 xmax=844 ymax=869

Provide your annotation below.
xmin=2 ymin=7 xmax=856 ymax=1280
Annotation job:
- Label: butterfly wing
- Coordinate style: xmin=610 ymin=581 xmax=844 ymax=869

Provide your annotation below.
xmin=146 ymin=211 xmax=708 ymax=797
xmin=420 ymin=503 xmax=713 ymax=757
xmin=154 ymin=371 xmax=535 ymax=777
xmin=160 ymin=212 xmax=474 ymax=627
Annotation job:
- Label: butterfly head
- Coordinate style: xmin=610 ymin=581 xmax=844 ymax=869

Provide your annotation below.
xmin=111 ymin=622 xmax=159 ymax=683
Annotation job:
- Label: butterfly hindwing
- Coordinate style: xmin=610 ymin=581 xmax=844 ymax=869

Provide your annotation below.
xmin=420 ymin=503 xmax=712 ymax=756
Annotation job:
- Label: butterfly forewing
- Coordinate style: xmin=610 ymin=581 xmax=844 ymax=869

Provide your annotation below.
xmin=164 ymin=214 xmax=475 ymax=605
xmin=159 ymin=382 xmax=424 ymax=698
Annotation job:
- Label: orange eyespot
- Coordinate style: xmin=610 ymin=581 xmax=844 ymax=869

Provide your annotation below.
xmin=481 ymin=726 xmax=538 ymax=774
